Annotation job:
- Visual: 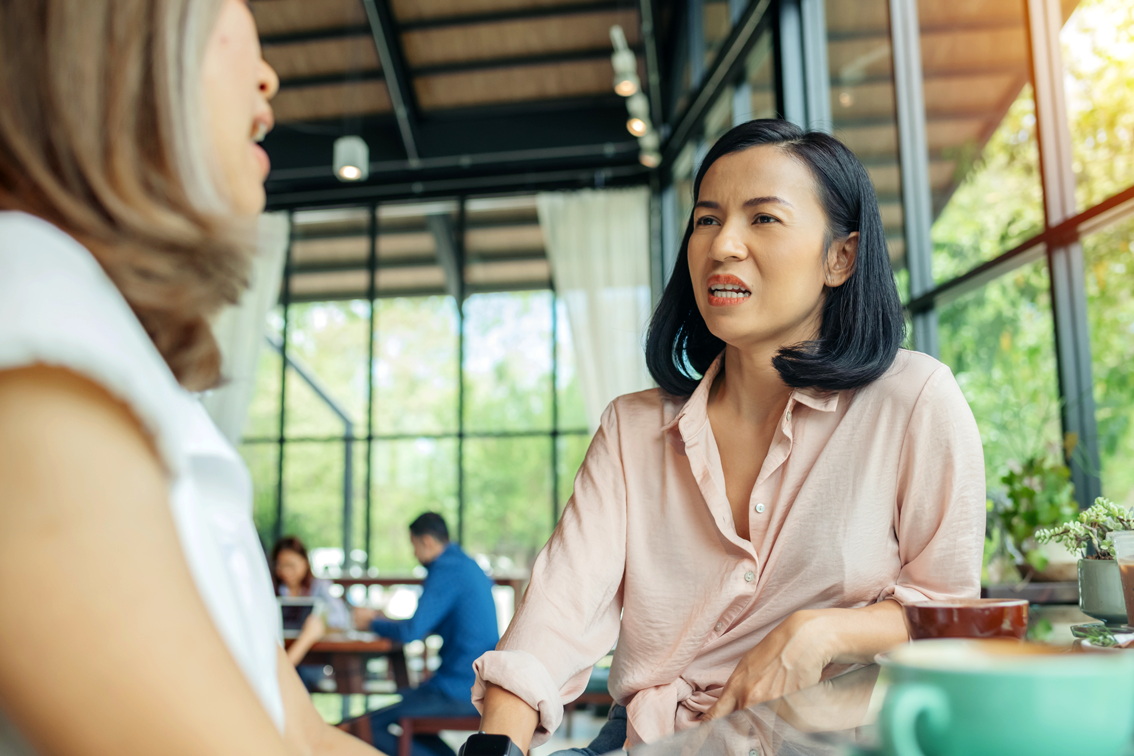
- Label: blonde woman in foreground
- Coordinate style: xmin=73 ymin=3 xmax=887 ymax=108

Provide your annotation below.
xmin=0 ymin=2 xmax=383 ymax=754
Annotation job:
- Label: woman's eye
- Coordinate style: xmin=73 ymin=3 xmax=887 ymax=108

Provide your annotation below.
xmin=695 ymin=216 xmax=719 ymax=226
xmin=753 ymin=214 xmax=777 ymax=224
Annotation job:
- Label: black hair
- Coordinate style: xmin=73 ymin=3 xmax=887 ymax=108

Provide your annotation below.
xmin=409 ymin=511 xmax=450 ymax=543
xmin=644 ymin=118 xmax=905 ymax=396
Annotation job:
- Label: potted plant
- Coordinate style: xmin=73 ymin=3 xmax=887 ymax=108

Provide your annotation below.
xmin=1036 ymin=497 xmax=1134 ymax=626
xmin=986 ymin=453 xmax=1078 ymax=582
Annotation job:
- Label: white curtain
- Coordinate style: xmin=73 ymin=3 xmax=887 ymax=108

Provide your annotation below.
xmin=538 ymin=187 xmax=655 ymax=432
xmin=202 ymin=212 xmax=289 ymax=443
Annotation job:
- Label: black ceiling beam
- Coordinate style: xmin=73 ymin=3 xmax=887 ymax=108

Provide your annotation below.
xmin=361 ymin=0 xmax=421 ymax=164
xmin=398 ymin=1 xmax=626 ymax=31
xmin=260 ymin=24 xmax=372 ymax=47
xmin=268 ymin=140 xmax=637 ymax=182
xmin=638 ymin=0 xmax=664 ymax=129
xmin=265 ymin=161 xmax=647 ymax=211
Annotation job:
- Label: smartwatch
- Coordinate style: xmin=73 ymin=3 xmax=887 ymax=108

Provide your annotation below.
xmin=458 ymin=732 xmax=524 ymax=756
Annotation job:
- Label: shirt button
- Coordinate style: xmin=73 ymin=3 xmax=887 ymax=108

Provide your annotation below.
xmin=744 ymin=571 xmax=755 ymax=583
xmin=750 ymin=750 xmax=759 ymax=756
xmin=754 ymin=502 xmax=766 ymax=514
xmin=715 ymin=622 xmax=724 ymax=631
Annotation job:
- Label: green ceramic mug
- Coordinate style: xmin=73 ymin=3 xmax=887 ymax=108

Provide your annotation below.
xmin=878 ymin=639 xmax=1134 ymax=756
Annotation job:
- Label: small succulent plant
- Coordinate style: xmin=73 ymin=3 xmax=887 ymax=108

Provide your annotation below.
xmin=1035 ymin=497 xmax=1134 ymax=560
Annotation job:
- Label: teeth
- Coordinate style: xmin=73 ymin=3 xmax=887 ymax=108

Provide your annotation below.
xmin=252 ymin=122 xmax=268 ymax=143
xmin=712 ymin=290 xmax=748 ymax=298
xmin=710 ymin=283 xmax=750 ymax=297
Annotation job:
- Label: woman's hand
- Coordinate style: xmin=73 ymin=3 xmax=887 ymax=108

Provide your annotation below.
xmin=352 ymin=606 xmax=387 ymax=630
xmin=704 ymin=600 xmax=907 ymax=721
xmin=286 ymin=613 xmax=328 ymax=667
xmin=703 ymin=610 xmax=833 ymax=721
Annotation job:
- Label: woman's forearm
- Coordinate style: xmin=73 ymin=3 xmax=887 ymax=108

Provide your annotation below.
xmin=809 ymin=598 xmax=909 ymax=665
xmin=478 ymin=684 xmax=541 ymax=755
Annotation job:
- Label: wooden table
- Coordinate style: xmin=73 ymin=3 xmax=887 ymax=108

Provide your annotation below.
xmin=285 ymin=631 xmax=409 ymax=741
xmin=982 ymin=581 xmax=1079 ymax=604
xmin=332 ymin=574 xmax=527 ymax=597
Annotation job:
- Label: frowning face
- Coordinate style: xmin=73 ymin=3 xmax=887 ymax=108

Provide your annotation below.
xmin=201 ymin=0 xmax=279 ymax=216
xmin=687 ymin=145 xmax=853 ymax=353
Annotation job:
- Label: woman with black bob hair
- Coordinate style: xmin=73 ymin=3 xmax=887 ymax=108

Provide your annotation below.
xmin=646 ymin=118 xmax=905 ymax=395
xmin=469 ymin=119 xmax=985 ymax=756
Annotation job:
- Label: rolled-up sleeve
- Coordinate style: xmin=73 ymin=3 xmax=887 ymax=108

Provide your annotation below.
xmin=881 ymin=364 xmax=985 ymax=605
xmin=472 ymin=401 xmax=629 ymax=745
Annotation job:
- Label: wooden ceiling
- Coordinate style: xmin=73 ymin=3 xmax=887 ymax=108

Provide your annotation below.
xmin=253 ymin=0 xmax=1075 ymax=297
xmin=252 ymin=0 xmax=652 ymax=210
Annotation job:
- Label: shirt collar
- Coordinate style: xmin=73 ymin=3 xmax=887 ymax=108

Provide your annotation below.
xmin=660 ymin=352 xmax=841 ymax=441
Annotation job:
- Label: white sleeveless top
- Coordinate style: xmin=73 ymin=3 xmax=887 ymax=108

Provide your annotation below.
xmin=0 ymin=212 xmax=285 ymax=752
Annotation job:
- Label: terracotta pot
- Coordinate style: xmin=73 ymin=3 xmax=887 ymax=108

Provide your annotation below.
xmin=1079 ymin=558 xmax=1128 ymax=626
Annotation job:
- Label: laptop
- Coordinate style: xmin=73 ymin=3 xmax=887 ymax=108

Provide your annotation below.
xmin=278 ymin=596 xmax=317 ymax=631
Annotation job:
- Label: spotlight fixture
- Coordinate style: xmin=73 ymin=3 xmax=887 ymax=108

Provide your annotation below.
xmin=610 ymin=24 xmax=659 ymax=168
xmin=625 ymin=92 xmax=650 ymax=137
xmin=333 ymin=135 xmax=369 ymax=182
xmin=609 ymin=25 xmax=639 ymax=97
xmin=637 ymin=131 xmax=660 ymax=168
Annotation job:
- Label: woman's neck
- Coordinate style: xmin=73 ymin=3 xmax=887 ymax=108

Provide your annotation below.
xmin=709 ymin=344 xmax=794 ymax=426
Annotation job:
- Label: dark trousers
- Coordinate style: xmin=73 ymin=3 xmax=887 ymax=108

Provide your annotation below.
xmin=549 ymin=704 xmax=628 ymax=756
xmin=368 ymin=687 xmax=480 ymax=756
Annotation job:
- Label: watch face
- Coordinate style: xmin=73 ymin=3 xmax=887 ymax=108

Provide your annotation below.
xmin=463 ymin=733 xmax=514 ymax=755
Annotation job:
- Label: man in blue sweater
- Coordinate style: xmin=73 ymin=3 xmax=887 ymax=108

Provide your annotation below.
xmin=353 ymin=512 xmax=499 ymax=756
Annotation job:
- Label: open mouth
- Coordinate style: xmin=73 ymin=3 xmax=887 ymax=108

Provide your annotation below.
xmin=708 ymin=276 xmax=751 ymax=305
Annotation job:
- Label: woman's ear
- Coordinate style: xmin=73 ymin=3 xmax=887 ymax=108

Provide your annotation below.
xmin=825 ymin=232 xmax=859 ymax=287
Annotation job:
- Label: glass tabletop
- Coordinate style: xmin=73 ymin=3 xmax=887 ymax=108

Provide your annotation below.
xmin=616 ymin=661 xmax=1134 ymax=756
xmin=618 ymin=664 xmax=885 ymax=756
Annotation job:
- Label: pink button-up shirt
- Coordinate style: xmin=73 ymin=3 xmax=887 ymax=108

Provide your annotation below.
xmin=473 ymin=349 xmax=984 ymax=747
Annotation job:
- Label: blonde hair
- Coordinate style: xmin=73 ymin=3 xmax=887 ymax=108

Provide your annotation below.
xmin=0 ymin=0 xmax=256 ymax=391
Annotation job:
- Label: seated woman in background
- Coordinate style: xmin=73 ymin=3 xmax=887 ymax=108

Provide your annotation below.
xmin=470 ymin=119 xmax=986 ymax=756
xmin=272 ymin=536 xmax=351 ymax=690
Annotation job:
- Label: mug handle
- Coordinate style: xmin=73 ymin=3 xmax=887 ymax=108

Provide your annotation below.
xmin=879 ymin=683 xmax=950 ymax=756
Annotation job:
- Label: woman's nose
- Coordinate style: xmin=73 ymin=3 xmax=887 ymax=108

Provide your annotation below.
xmin=260 ymin=59 xmax=280 ymax=100
xmin=709 ymin=221 xmax=748 ymax=261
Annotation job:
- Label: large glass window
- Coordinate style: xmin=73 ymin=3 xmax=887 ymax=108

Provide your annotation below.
xmin=916 ymin=0 xmax=1044 ymax=283
xmin=937 ymin=260 xmax=1062 ymax=489
xmin=1084 ymin=214 xmax=1134 ymax=506
xmin=463 ymin=437 xmax=554 ymax=571
xmin=372 ymin=296 xmax=459 ymax=436
xmin=243 ymin=197 xmax=590 ymax=575
xmin=462 ymin=292 xmax=554 ymax=433
xmin=1061 ymin=0 xmax=1134 ymax=210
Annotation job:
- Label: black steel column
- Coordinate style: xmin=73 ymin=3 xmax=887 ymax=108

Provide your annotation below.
xmin=273 ymin=212 xmax=295 ymax=546
xmin=364 ymin=203 xmax=378 ymax=566
xmin=456 ymin=199 xmax=468 ymax=544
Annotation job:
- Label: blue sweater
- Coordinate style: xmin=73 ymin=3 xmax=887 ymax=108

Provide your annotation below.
xmin=370 ymin=544 xmax=499 ymax=701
